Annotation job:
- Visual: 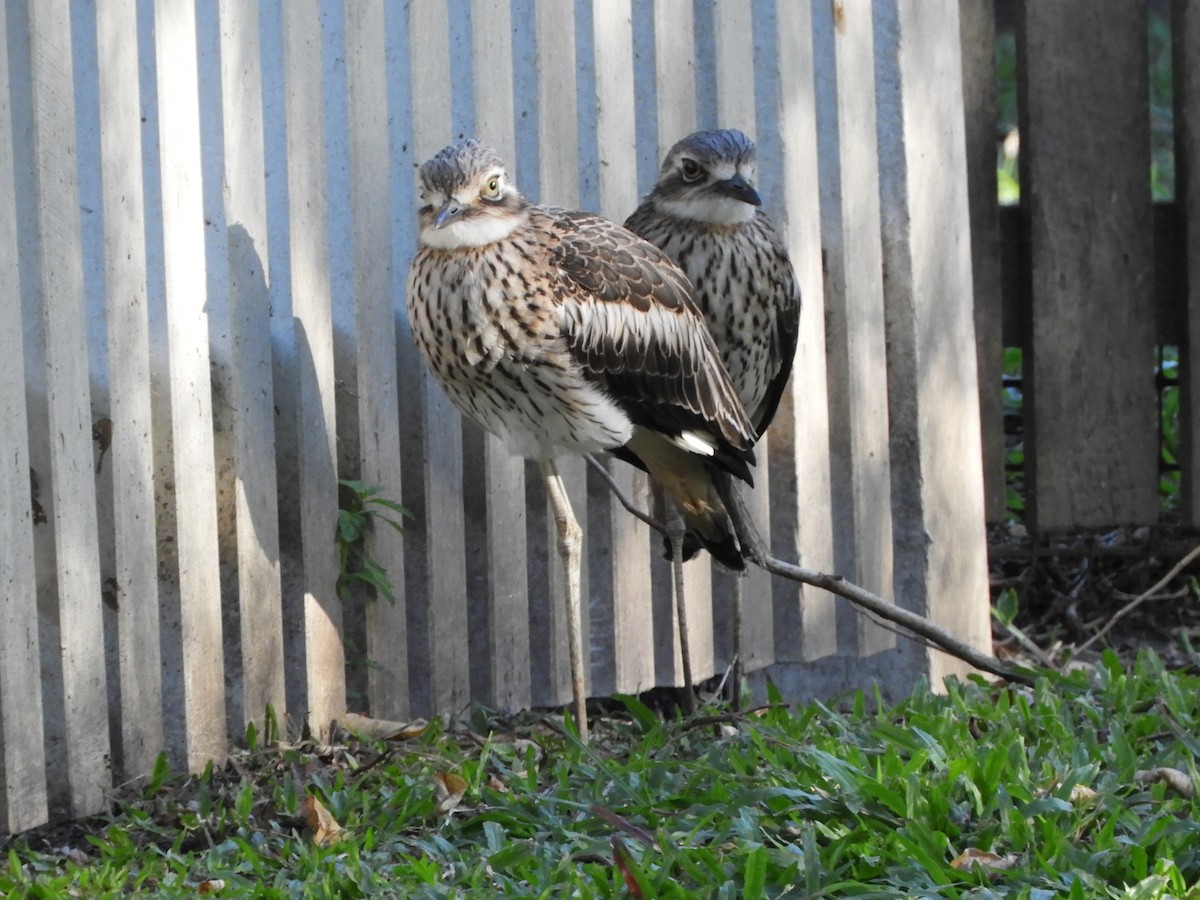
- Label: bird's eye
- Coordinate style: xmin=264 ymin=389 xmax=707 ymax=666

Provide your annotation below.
xmin=482 ymin=176 xmax=502 ymax=200
xmin=680 ymin=159 xmax=703 ymax=182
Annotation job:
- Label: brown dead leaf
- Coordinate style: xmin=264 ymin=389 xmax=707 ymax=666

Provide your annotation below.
xmin=611 ymin=836 xmax=644 ymax=898
xmin=1135 ymin=767 xmax=1197 ymax=799
xmin=302 ymin=794 xmax=343 ymax=846
xmin=486 ymin=774 xmax=509 ymax=793
xmin=340 ymin=712 xmax=428 ymax=742
xmin=591 ymin=804 xmax=657 ymax=849
xmin=950 ymin=848 xmax=1021 ymax=872
xmin=434 ymin=771 xmax=468 ymax=814
xmin=197 ymin=879 xmax=226 ymax=894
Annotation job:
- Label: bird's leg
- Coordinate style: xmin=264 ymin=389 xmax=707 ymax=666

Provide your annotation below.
xmin=731 ymin=576 xmax=744 ymax=711
xmin=663 ymin=502 xmax=696 ymax=714
xmin=539 ymin=458 xmax=588 ymax=742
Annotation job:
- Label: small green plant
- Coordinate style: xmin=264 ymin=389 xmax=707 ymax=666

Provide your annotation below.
xmin=335 ymin=479 xmax=410 ymax=603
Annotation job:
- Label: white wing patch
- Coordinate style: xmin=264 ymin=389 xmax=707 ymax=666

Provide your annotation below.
xmin=672 ymin=430 xmax=717 ymax=456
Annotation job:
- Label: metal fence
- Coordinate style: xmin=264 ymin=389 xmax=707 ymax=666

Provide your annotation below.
xmin=1 ymin=0 xmax=992 ymax=834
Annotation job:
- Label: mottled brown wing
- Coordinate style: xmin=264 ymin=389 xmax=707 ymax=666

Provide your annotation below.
xmin=750 ymin=212 xmax=801 ymax=438
xmin=544 ymin=207 xmax=756 ymax=480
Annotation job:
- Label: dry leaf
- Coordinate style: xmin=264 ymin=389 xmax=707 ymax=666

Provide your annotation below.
xmin=197 ymin=879 xmax=226 ymax=894
xmin=302 ymin=795 xmax=343 ymax=846
xmin=340 ymin=712 xmax=428 ymax=742
xmin=486 ymin=774 xmax=509 ymax=793
xmin=591 ymin=804 xmax=657 ymax=848
xmin=1135 ymin=767 xmax=1197 ymax=799
xmin=950 ymin=848 xmax=1021 ymax=872
xmin=434 ymin=771 xmax=468 ymax=813
xmin=1069 ymin=784 xmax=1097 ymax=804
xmin=611 ymin=836 xmax=645 ymax=898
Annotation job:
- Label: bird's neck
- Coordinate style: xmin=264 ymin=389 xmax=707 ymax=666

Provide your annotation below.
xmin=654 ymin=195 xmax=757 ymax=228
xmin=421 ymin=202 xmax=530 ymax=250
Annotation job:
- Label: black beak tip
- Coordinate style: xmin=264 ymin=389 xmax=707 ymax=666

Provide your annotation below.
xmin=718 ymin=176 xmax=761 ymax=207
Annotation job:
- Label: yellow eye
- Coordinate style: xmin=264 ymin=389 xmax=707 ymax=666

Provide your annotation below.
xmin=482 ymin=176 xmax=502 ymax=200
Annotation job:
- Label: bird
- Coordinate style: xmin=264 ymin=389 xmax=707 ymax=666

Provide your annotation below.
xmin=405 ymin=139 xmax=757 ymax=739
xmin=625 ymin=129 xmax=800 ymax=441
xmin=625 ymin=129 xmax=801 ymax=704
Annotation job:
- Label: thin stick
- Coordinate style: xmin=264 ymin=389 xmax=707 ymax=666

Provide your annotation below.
xmin=713 ymin=473 xmax=1032 ymax=685
xmin=585 ymin=453 xmax=666 ymax=536
xmin=1071 ymin=542 xmax=1200 ymax=658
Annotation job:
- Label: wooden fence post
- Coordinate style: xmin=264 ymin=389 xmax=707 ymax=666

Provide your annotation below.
xmin=1176 ymin=0 xmax=1200 ymax=526
xmin=403 ymin=0 xmax=471 ymax=717
xmin=280 ymin=0 xmax=345 ymax=733
xmin=96 ymin=0 xmax=166 ymax=778
xmin=589 ymin=0 xmax=655 ymax=697
xmin=27 ymin=0 xmax=113 ymax=812
xmin=761 ymin=0 xmax=837 ymax=671
xmin=874 ymin=0 xmax=992 ymax=683
xmin=344 ymin=0 xmax=409 ymax=720
xmin=0 ymin=0 xmax=49 ymax=832
xmin=812 ymin=0 xmax=896 ymax=659
xmin=212 ymin=0 xmax=287 ymax=736
xmin=1019 ymin=0 xmax=1157 ymax=529
xmin=959 ymin=0 xmax=1007 ymax=525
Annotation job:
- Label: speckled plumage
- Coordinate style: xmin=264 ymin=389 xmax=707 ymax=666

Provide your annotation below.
xmin=405 ymin=140 xmax=756 ymax=568
xmin=625 ymin=129 xmax=801 ymax=438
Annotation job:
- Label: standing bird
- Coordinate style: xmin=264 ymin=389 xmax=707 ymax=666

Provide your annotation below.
xmin=625 ymin=129 xmax=801 ymax=701
xmin=405 ymin=139 xmax=757 ymax=739
xmin=626 ymin=130 xmax=800 ymax=439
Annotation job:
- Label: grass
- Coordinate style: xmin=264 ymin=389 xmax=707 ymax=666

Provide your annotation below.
xmin=3 ymin=652 xmax=1200 ymax=898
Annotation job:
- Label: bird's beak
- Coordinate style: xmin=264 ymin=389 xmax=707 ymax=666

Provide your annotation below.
xmin=436 ymin=198 xmax=465 ymax=229
xmin=714 ymin=175 xmax=762 ymax=207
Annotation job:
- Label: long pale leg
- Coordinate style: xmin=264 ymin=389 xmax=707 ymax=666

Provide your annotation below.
xmin=539 ymin=458 xmax=588 ymax=742
xmin=731 ymin=576 xmax=744 ymax=711
xmin=663 ymin=503 xmax=695 ymax=714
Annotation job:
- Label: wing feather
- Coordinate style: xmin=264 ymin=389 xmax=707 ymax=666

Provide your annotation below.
xmin=543 ymin=207 xmax=756 ymax=481
xmin=750 ymin=213 xmax=801 ymax=437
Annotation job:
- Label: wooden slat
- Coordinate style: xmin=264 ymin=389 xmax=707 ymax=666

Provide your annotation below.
xmin=713 ymin=1 xmax=775 ymax=674
xmin=873 ymin=0 xmax=991 ymax=682
xmin=812 ymin=0 xmax=895 ymax=657
xmin=761 ymin=0 xmax=837 ymax=666
xmin=646 ymin=0 xmax=717 ymax=688
xmin=958 ymin=0 xmax=1006 ymax=524
xmin=96 ymin=0 xmax=165 ymax=776
xmin=280 ymin=0 xmax=345 ymax=733
xmin=0 ymin=0 xmax=49 ymax=833
xmin=217 ymin=0 xmax=286 ymax=730
xmin=1176 ymin=0 xmax=1200 ymax=525
xmin=26 ymin=0 xmax=112 ymax=816
xmin=406 ymin=0 xmax=470 ymax=716
xmin=527 ymin=0 xmax=587 ymax=707
xmin=154 ymin=0 xmax=227 ymax=768
xmin=1020 ymin=1 xmax=1157 ymax=528
xmin=469 ymin=0 xmax=532 ymax=712
xmin=590 ymin=0 xmax=654 ymax=696
xmin=344 ymin=0 xmax=408 ymax=719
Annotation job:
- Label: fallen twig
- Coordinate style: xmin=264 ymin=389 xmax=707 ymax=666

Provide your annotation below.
xmin=1069 ymin=542 xmax=1200 ymax=659
xmin=714 ymin=473 xmax=1034 ymax=685
xmin=585 ymin=454 xmax=666 ymax=536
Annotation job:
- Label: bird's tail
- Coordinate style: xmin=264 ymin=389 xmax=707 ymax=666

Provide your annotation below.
xmin=628 ymin=432 xmax=746 ymax=571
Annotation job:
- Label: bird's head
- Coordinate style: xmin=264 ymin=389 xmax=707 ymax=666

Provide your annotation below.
xmin=649 ymin=129 xmax=761 ymax=227
xmin=417 ymin=140 xmax=527 ymax=249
